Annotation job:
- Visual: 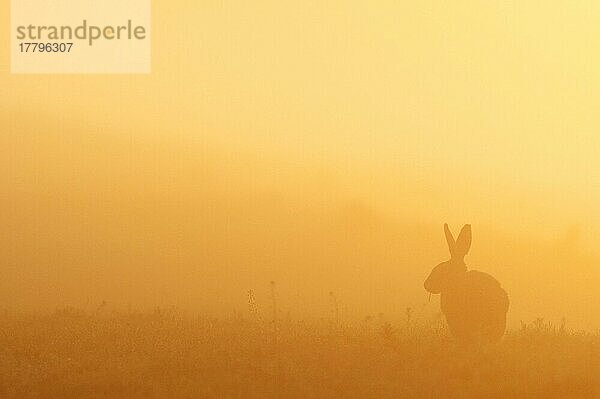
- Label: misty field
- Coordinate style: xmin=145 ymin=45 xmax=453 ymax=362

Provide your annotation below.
xmin=0 ymin=307 xmax=598 ymax=399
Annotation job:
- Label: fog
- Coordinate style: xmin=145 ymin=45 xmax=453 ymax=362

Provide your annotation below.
xmin=2 ymin=1 xmax=600 ymax=330
xmin=0 ymin=110 xmax=598 ymax=330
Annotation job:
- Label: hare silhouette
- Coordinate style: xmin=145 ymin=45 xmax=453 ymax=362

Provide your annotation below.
xmin=424 ymin=224 xmax=509 ymax=343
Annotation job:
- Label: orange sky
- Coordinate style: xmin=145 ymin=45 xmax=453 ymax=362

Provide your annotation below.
xmin=2 ymin=1 xmax=600 ymax=328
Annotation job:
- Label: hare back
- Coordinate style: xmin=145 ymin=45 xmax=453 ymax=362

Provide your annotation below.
xmin=441 ymin=270 xmax=509 ymax=338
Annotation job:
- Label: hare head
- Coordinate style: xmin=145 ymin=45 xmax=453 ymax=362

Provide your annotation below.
xmin=424 ymin=224 xmax=471 ymax=294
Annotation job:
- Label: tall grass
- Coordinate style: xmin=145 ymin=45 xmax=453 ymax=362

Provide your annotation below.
xmin=0 ymin=307 xmax=598 ymax=398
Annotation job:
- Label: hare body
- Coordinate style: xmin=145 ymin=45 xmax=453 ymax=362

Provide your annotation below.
xmin=441 ymin=270 xmax=509 ymax=343
xmin=425 ymin=224 xmax=509 ymax=343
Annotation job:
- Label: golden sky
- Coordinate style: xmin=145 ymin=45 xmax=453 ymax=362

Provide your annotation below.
xmin=2 ymin=1 xmax=600 ymax=328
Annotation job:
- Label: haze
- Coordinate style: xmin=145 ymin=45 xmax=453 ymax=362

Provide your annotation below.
xmin=2 ymin=1 xmax=600 ymax=329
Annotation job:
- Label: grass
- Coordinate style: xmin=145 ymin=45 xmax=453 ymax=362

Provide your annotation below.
xmin=0 ymin=307 xmax=598 ymax=399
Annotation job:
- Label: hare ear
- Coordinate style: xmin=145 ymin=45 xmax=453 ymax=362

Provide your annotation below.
xmin=454 ymin=224 xmax=472 ymax=258
xmin=444 ymin=223 xmax=456 ymax=254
